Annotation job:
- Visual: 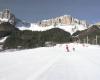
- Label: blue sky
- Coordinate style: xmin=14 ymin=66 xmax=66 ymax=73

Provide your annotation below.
xmin=0 ymin=0 xmax=100 ymax=23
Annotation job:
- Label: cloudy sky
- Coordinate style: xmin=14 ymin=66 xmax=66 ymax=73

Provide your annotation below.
xmin=0 ymin=0 xmax=100 ymax=23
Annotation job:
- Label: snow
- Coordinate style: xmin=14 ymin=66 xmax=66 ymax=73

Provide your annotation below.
xmin=0 ymin=43 xmax=100 ymax=80
xmin=17 ymin=23 xmax=54 ymax=31
xmin=0 ymin=37 xmax=7 ymax=50
xmin=18 ymin=23 xmax=87 ymax=34
xmin=57 ymin=24 xmax=86 ymax=34
xmin=0 ymin=37 xmax=7 ymax=43
xmin=0 ymin=18 xmax=9 ymax=22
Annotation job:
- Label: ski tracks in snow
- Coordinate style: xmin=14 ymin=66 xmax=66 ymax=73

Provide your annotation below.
xmin=26 ymin=47 xmax=63 ymax=80
xmin=27 ymin=54 xmax=62 ymax=80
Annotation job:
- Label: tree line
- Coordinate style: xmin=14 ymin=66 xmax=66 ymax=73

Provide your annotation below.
xmin=3 ymin=28 xmax=72 ymax=49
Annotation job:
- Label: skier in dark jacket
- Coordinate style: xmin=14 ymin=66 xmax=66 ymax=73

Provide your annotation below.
xmin=73 ymin=47 xmax=75 ymax=51
xmin=66 ymin=45 xmax=69 ymax=52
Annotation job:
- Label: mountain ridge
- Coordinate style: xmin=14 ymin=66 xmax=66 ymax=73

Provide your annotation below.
xmin=37 ymin=15 xmax=89 ymax=27
xmin=0 ymin=9 xmax=90 ymax=34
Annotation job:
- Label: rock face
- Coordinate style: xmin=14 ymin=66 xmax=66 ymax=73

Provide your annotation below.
xmin=38 ymin=15 xmax=88 ymax=27
xmin=0 ymin=9 xmax=15 ymax=25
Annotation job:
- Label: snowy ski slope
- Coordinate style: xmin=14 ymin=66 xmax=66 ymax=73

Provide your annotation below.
xmin=0 ymin=43 xmax=100 ymax=80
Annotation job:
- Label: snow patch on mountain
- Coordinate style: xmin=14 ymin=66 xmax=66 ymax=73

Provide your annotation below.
xmin=0 ymin=18 xmax=9 ymax=22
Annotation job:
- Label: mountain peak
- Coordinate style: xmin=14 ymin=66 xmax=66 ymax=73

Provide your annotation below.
xmin=37 ymin=15 xmax=89 ymax=27
xmin=0 ymin=9 xmax=15 ymax=25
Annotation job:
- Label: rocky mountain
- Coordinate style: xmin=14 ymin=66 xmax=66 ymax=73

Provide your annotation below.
xmin=0 ymin=9 xmax=90 ymax=35
xmin=37 ymin=15 xmax=89 ymax=27
xmin=0 ymin=9 xmax=15 ymax=25
xmin=0 ymin=9 xmax=30 ymax=27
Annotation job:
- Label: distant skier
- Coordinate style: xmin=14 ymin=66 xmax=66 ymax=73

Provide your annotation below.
xmin=66 ymin=45 xmax=69 ymax=52
xmin=73 ymin=47 xmax=75 ymax=51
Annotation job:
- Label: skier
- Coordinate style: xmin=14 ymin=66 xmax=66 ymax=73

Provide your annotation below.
xmin=66 ymin=45 xmax=69 ymax=52
xmin=73 ymin=47 xmax=75 ymax=51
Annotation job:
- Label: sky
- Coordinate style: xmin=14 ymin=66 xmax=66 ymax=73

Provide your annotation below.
xmin=0 ymin=0 xmax=100 ymax=23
